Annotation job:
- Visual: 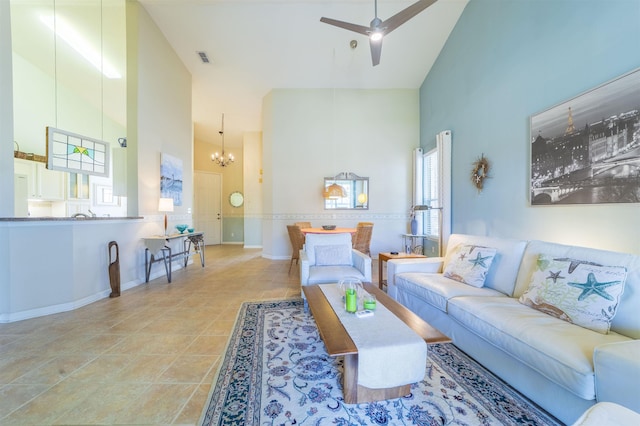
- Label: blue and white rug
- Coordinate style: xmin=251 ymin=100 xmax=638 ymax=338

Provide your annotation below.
xmin=200 ymin=299 xmax=562 ymax=425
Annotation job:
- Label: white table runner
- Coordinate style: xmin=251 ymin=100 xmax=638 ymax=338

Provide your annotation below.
xmin=143 ymin=238 xmax=167 ymax=257
xmin=319 ymin=284 xmax=427 ymax=389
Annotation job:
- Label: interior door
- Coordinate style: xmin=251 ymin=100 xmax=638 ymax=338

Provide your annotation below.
xmin=194 ymin=171 xmax=222 ymax=245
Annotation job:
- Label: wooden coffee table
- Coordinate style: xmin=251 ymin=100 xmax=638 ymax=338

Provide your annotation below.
xmin=378 ymin=252 xmax=427 ymax=289
xmin=302 ymin=283 xmax=450 ymax=404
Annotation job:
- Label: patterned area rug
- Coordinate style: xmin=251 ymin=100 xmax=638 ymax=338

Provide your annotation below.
xmin=199 ymin=299 xmax=562 ymax=426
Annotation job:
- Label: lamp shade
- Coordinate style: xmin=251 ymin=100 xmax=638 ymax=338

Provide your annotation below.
xmin=323 ymin=183 xmax=347 ymax=199
xmin=158 ymin=197 xmax=174 ymax=212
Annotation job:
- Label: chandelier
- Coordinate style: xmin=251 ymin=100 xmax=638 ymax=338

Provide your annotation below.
xmin=211 ymin=113 xmax=234 ymax=167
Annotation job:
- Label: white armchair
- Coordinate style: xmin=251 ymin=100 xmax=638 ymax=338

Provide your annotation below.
xmin=300 ymin=233 xmax=372 ymax=298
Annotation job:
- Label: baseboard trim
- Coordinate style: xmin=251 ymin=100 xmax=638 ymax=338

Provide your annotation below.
xmin=0 ymin=278 xmax=144 ymax=323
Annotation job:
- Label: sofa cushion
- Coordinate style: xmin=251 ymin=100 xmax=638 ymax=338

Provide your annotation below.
xmin=515 ymin=240 xmax=640 ymax=339
xmin=304 ymin=233 xmax=353 ymax=266
xmin=394 ymin=272 xmax=505 ymax=313
xmin=447 ymin=296 xmax=631 ymax=400
xmin=519 ymin=255 xmax=627 ymax=334
xmin=307 ymin=265 xmax=366 ymax=285
xmin=443 ymin=234 xmax=527 ymax=296
xmin=443 ymin=244 xmax=497 ymax=287
xmin=315 ymin=244 xmax=352 ymax=266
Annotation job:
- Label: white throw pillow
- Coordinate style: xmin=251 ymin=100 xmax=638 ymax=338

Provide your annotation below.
xmin=443 ymin=244 xmax=497 ymax=288
xmin=314 ymin=244 xmax=352 ymax=266
xmin=519 ymin=254 xmax=627 ymax=334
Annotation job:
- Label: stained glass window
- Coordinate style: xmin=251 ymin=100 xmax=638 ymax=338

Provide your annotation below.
xmin=46 ymin=127 xmax=109 ymax=177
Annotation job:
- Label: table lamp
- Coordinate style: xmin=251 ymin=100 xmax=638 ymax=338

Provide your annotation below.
xmin=158 ymin=197 xmax=174 ymax=236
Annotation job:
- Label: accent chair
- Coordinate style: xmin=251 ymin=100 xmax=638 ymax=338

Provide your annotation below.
xmin=300 ymin=232 xmax=372 ymax=299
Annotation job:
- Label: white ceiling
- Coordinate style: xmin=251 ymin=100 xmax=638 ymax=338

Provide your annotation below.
xmin=138 ymin=0 xmax=468 ymax=147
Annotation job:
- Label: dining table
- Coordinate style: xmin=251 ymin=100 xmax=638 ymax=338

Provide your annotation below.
xmin=301 ymin=227 xmax=357 ymax=234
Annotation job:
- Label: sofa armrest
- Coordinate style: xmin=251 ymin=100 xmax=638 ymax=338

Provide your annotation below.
xmin=300 ymin=250 xmax=310 ymax=287
xmin=594 ymin=340 xmax=640 ymax=413
xmin=352 ymin=249 xmax=372 ymax=283
xmin=386 ymin=258 xmax=444 ymax=300
xmin=387 ymin=257 xmax=444 ymax=286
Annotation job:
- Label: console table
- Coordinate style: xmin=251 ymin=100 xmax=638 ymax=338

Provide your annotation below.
xmin=143 ymin=232 xmax=205 ymax=283
xmin=401 ymin=233 xmax=429 ymax=254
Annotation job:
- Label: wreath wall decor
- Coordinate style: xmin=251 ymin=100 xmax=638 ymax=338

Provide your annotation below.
xmin=471 ymin=154 xmax=490 ymax=191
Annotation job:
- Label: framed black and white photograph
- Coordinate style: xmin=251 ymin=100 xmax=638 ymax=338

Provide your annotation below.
xmin=530 ymin=68 xmax=640 ymax=205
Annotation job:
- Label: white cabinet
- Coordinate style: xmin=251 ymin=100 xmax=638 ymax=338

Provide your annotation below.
xmin=38 ymin=163 xmax=65 ymax=200
xmin=14 ymin=159 xmax=36 ymax=198
xmin=14 ymin=159 xmax=65 ymax=201
xmin=68 ymin=173 xmax=90 ymax=200
xmin=14 ymin=174 xmax=29 ymax=216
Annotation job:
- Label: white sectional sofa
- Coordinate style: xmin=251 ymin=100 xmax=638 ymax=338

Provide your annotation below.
xmin=387 ymin=234 xmax=640 ymax=425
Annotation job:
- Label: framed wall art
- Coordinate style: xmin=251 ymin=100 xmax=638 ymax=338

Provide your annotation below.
xmin=160 ymin=153 xmax=183 ymax=206
xmin=530 ymin=68 xmax=640 ymax=205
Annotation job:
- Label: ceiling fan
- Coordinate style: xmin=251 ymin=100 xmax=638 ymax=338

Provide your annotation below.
xmin=320 ymin=0 xmax=437 ymax=66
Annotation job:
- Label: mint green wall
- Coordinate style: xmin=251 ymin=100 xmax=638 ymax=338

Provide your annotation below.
xmin=420 ymin=0 xmax=640 ymax=254
xmin=223 ymin=217 xmax=244 ymax=243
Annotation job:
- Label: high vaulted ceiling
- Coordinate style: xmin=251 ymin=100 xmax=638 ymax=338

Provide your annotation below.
xmin=138 ymin=0 xmax=468 ymax=147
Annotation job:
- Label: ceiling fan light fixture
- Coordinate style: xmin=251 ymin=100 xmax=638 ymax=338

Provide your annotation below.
xmin=369 ymin=31 xmax=383 ymax=42
xmin=320 ymin=0 xmax=437 ymax=65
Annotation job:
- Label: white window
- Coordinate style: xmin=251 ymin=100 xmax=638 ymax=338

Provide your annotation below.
xmin=421 ymin=147 xmax=439 ymax=239
xmin=414 ymin=130 xmax=451 ymax=257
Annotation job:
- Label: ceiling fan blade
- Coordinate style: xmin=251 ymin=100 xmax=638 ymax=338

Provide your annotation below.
xmin=381 ymin=0 xmax=437 ymax=35
xmin=369 ymin=38 xmax=382 ymax=66
xmin=320 ymin=17 xmax=371 ymax=36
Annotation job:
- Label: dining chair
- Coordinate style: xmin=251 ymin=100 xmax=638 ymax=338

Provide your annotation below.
xmin=294 ymin=221 xmax=312 ymax=229
xmin=352 ymin=222 xmax=374 ymax=245
xmin=286 ymin=225 xmax=306 ymax=274
xmin=356 ymin=222 xmax=374 ymax=227
xmin=352 ymin=223 xmax=373 ymax=256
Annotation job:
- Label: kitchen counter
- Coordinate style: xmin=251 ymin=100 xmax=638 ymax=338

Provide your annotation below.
xmin=0 ymin=217 xmax=155 ymax=323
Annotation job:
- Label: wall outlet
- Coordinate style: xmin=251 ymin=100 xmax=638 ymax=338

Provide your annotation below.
xmin=231 ymin=232 xmax=235 ymax=237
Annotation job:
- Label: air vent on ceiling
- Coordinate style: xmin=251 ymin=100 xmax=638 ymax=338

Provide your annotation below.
xmin=197 ymin=51 xmax=210 ymax=64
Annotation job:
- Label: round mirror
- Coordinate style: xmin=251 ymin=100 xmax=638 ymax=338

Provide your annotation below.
xmin=229 ymin=191 xmax=244 ymax=207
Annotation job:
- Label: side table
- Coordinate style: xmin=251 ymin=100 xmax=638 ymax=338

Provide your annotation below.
xmin=378 ymin=252 xmax=427 ymax=289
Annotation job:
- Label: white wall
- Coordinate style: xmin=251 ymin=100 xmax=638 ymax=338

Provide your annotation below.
xmin=0 ymin=1 xmax=14 ymax=314
xmin=262 ymin=88 xmax=420 ymax=259
xmin=133 ymin=3 xmax=193 ymax=220
xmin=243 ymin=131 xmax=263 ymax=248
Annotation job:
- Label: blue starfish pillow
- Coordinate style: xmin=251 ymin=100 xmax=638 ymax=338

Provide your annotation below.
xmin=519 ymin=255 xmax=627 ymax=334
xmin=443 ymin=244 xmax=497 ymax=288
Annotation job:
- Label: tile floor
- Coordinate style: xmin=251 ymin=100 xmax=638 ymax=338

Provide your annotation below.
xmin=0 ymin=245 xmax=379 ymax=425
